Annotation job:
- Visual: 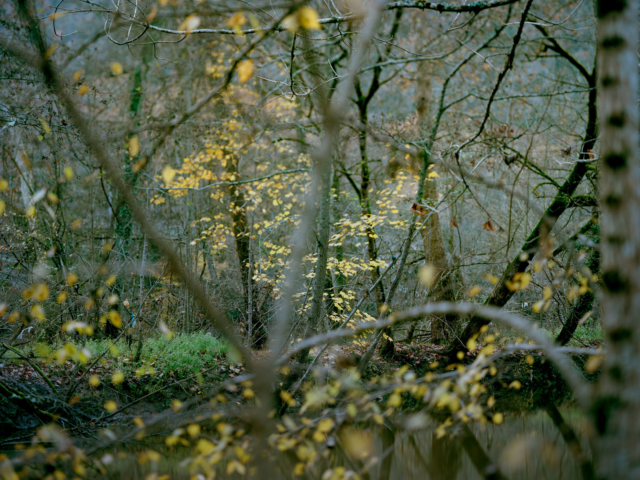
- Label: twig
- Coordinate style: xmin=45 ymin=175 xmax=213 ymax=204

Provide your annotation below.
xmin=2 ymin=343 xmax=60 ymax=398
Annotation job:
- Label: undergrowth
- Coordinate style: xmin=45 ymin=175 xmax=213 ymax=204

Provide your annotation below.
xmin=24 ymin=332 xmax=229 ymax=379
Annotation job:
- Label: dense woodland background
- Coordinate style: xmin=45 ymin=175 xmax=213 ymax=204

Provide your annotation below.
xmin=0 ymin=0 xmax=639 ymax=478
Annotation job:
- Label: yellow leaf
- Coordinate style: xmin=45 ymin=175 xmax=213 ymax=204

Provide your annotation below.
xmin=128 ymin=135 xmax=140 ymax=157
xmin=0 ymin=200 xmax=4 ymax=216
xmin=57 ymin=291 xmax=67 ymax=303
xmin=483 ymin=273 xmax=499 ymax=285
xmin=111 ymin=62 xmax=123 ymax=75
xmin=387 ymin=393 xmax=402 ymax=408
xmin=146 ymin=5 xmax=158 ymax=22
xmin=196 ymin=438 xmax=215 ymax=455
xmin=0 ymin=177 xmax=7 ymax=190
xmin=26 ymin=206 xmax=36 ymax=218
xmin=89 ymin=375 xmax=100 ymax=387
xmin=179 ymin=14 xmax=201 ymax=33
xmin=298 ymin=6 xmax=321 ymax=30
xmin=227 ymin=12 xmax=246 ymax=28
xmin=72 ymin=69 xmax=83 ymax=82
xmin=112 ymin=371 xmax=124 ymax=384
xmin=187 ymin=423 xmax=201 ymax=438
xmin=282 ymin=14 xmax=299 ymax=33
xmin=243 ymin=388 xmax=255 ymax=399
xmin=479 ymin=344 xmax=494 ymax=356
xmin=317 ymin=418 xmax=334 ymax=433
xmin=427 ymin=170 xmax=440 ymax=178
xmin=467 ymin=285 xmax=481 ymax=297
xmin=44 ymin=44 xmax=57 ymax=60
xmin=30 ymin=304 xmax=46 ymax=322
xmin=238 ymin=59 xmax=254 ymax=83
xmin=132 ymin=157 xmax=147 ymax=173
xmin=508 ymin=380 xmax=521 ymax=390
xmin=162 ymin=165 xmax=176 ymax=184
xmin=525 ymin=355 xmax=534 ymax=365
xmin=418 ymin=264 xmax=437 ymax=287
xmin=107 ymin=310 xmax=122 ymax=328
xmin=171 ymin=399 xmax=183 ymax=413
xmin=39 ymin=118 xmax=51 ymax=135
xmin=104 ymin=400 xmax=117 ymax=412
xmin=493 ymin=412 xmax=503 ymax=424
xmin=78 ymin=84 xmax=89 ymax=95
xmin=585 ymin=355 xmax=603 ymax=374
xmin=33 ymin=283 xmax=49 ymax=301
xmin=466 ymin=338 xmax=477 ymax=351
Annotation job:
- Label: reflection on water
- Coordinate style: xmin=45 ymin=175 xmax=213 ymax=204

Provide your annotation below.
xmin=104 ymin=407 xmax=592 ymax=479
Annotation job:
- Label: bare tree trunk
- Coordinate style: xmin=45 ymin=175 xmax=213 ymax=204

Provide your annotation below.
xmin=413 ymin=71 xmax=459 ymax=344
xmin=13 ymin=132 xmax=36 ymax=236
xmin=294 ymin=163 xmax=333 ymax=362
xmin=420 ymin=178 xmax=457 ymax=344
xmin=225 ymin=154 xmax=252 ymax=311
xmin=593 ymin=1 xmax=640 ymax=477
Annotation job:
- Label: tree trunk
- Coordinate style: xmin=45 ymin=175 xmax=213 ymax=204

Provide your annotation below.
xmin=294 ymin=162 xmax=333 ymax=363
xmin=420 ymin=172 xmax=458 ymax=344
xmin=593 ymin=1 xmax=640 ymax=477
xmin=555 ymin=249 xmax=599 ymax=345
xmin=224 ymin=154 xmax=252 ymax=311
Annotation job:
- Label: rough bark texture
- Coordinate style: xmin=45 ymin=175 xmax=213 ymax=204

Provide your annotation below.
xmin=420 ymin=173 xmax=458 ymax=344
xmin=593 ymin=0 xmax=640 ymax=477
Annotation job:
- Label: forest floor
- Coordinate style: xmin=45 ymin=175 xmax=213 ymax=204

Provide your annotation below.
xmin=0 ymin=332 xmax=601 ymax=444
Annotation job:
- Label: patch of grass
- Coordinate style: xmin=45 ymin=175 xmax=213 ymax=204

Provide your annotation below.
xmin=37 ymin=332 xmax=228 ymax=379
xmin=142 ymin=333 xmax=228 ymax=377
xmin=568 ymin=324 xmax=604 ymax=346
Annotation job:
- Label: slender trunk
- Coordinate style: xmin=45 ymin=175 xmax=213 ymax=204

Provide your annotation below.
xmin=13 ymin=133 xmax=36 ymax=236
xmin=204 ymin=243 xmax=218 ymax=282
xmin=133 ymin=235 xmax=147 ymax=363
xmin=420 ymin=188 xmax=458 ymax=343
xmin=593 ymin=1 xmax=640 ymax=477
xmin=115 ymin=61 xmax=144 ymax=250
xmin=225 ymin=154 xmax=252 ymax=310
xmin=555 ymin=250 xmax=599 ymax=345
xmin=294 ymin=163 xmax=333 ymax=363
xmin=358 ymin=109 xmax=386 ymax=311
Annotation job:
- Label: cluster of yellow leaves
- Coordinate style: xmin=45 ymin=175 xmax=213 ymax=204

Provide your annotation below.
xmin=282 ymin=7 xmax=321 ymax=32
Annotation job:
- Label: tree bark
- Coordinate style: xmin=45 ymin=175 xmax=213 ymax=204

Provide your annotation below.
xmin=593 ymin=1 xmax=640 ymax=477
xmin=225 ymin=154 xmax=252 ymax=311
xmin=555 ymin=250 xmax=599 ymax=345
